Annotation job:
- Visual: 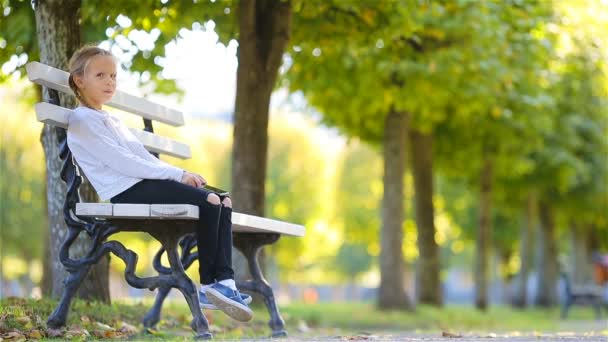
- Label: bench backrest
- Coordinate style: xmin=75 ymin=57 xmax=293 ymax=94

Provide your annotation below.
xmin=26 ymin=61 xmax=191 ymax=160
xmin=28 ymin=61 xmax=306 ymax=238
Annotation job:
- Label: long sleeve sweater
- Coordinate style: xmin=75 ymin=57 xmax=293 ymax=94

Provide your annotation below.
xmin=67 ymin=106 xmax=184 ymax=201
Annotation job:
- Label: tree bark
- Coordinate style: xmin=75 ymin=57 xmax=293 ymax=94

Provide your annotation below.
xmin=231 ymin=0 xmax=292 ymax=281
xmin=41 ymin=213 xmax=53 ymax=297
xmin=510 ymin=193 xmax=535 ymax=308
xmin=34 ymin=0 xmax=110 ymax=303
xmin=497 ymin=251 xmax=512 ymax=304
xmin=409 ymin=129 xmax=441 ymax=306
xmin=378 ymin=111 xmax=413 ymax=310
xmin=534 ymin=201 xmax=559 ymax=307
xmin=475 ymin=151 xmax=493 ymax=310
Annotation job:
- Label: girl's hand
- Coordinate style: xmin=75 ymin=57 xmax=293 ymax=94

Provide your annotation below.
xmin=181 ymin=171 xmax=207 ymax=188
xmin=193 ymin=172 xmax=207 ymax=187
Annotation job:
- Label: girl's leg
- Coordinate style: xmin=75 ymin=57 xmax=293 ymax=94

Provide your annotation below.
xmin=215 ymin=197 xmax=234 ymax=282
xmin=111 ymin=179 xmax=221 ymax=285
xmin=112 ymin=179 xmax=252 ymax=322
xmin=197 ymin=198 xmax=222 ymax=285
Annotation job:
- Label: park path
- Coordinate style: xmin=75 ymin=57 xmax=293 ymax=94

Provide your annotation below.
xmin=227 ymin=319 xmax=607 ymax=342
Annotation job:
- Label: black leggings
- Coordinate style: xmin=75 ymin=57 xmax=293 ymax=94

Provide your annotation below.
xmin=110 ymin=179 xmax=234 ymax=284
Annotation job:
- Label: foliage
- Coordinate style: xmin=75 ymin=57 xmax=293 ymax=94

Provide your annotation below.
xmin=0 ymin=82 xmax=45 ymax=268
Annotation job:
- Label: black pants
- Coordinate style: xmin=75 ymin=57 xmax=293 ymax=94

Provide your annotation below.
xmin=110 ymin=179 xmax=234 ymax=285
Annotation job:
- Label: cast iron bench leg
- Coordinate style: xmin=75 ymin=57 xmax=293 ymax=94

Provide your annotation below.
xmin=143 ymin=286 xmax=171 ymax=330
xmin=153 ymin=232 xmax=211 ymax=339
xmin=47 ymin=265 xmax=92 ymax=328
xmin=144 ymin=234 xmax=197 ymax=330
xmin=234 ymin=233 xmax=287 ymax=338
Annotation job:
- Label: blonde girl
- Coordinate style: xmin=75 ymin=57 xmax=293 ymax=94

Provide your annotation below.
xmin=66 ymin=45 xmax=252 ymax=322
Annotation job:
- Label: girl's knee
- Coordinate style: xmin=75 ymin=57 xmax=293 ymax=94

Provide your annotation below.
xmin=206 ymin=193 xmax=221 ymax=205
xmin=222 ymin=197 xmax=232 ymax=208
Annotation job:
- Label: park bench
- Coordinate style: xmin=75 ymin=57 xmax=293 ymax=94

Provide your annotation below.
xmin=26 ymin=61 xmax=305 ymax=339
xmin=560 ymin=272 xmax=604 ymax=320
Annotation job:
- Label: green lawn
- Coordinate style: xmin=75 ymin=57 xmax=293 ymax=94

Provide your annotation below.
xmin=0 ymin=297 xmax=606 ymax=340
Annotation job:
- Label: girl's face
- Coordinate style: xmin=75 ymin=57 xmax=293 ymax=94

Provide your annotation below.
xmin=74 ymin=55 xmax=117 ymax=109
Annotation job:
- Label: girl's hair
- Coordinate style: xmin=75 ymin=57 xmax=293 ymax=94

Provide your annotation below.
xmin=68 ymin=45 xmax=115 ymax=105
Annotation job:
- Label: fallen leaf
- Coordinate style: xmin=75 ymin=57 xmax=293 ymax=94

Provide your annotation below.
xmin=80 ymin=315 xmax=91 ymax=323
xmin=104 ymin=330 xmax=118 ymax=338
xmin=45 ymin=328 xmax=63 ymax=337
xmin=26 ymin=330 xmax=43 ymax=339
xmin=486 ymin=332 xmax=497 ymax=338
xmin=14 ymin=316 xmax=30 ymax=326
xmin=145 ymin=327 xmax=164 ymax=336
xmin=442 ymin=331 xmax=462 ymax=338
xmin=94 ymin=322 xmax=115 ymax=331
xmin=65 ymin=327 xmax=88 ymax=339
xmin=118 ymin=321 xmax=137 ymax=334
xmin=3 ymin=331 xmax=26 ymax=341
xmin=297 ymin=320 xmax=310 ymax=333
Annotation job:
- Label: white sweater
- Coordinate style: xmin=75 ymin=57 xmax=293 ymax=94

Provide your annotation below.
xmin=67 ymin=106 xmax=184 ymax=201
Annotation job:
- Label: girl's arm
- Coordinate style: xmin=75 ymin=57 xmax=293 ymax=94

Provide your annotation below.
xmin=115 ymin=118 xmax=182 ymax=168
xmin=69 ymin=113 xmax=184 ymax=181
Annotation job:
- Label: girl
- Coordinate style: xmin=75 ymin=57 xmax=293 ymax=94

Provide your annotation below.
xmin=66 ymin=45 xmax=253 ymax=322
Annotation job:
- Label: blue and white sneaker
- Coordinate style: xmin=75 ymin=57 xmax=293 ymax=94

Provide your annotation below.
xmin=205 ymin=283 xmax=253 ymax=321
xmin=199 ymin=290 xmax=252 ymax=310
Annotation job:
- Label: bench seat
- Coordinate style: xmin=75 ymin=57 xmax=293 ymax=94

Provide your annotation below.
xmin=76 ymin=203 xmax=305 ymax=236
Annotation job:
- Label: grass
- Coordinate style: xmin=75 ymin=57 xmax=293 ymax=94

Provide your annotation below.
xmin=0 ymin=297 xmax=606 ymax=340
xmin=281 ymin=302 xmax=605 ymax=332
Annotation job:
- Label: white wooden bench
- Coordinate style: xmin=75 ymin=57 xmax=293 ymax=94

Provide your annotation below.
xmin=26 ymin=61 xmax=304 ymax=339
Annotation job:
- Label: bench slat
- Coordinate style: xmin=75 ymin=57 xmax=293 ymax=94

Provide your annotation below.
xmin=26 ymin=61 xmax=185 ymax=127
xmin=35 ymin=102 xmax=192 ymax=159
xmin=112 ymin=204 xmax=153 ymax=219
xmin=151 ymin=204 xmax=199 ymax=219
xmin=232 ymin=213 xmax=306 ymax=237
xmin=75 ymin=203 xmax=305 ymax=237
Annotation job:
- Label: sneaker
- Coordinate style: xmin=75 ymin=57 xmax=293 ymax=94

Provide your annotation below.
xmin=241 ymin=293 xmax=253 ymax=305
xmin=199 ymin=290 xmax=252 ymax=310
xmin=199 ymin=290 xmax=218 ymax=310
xmin=205 ymin=283 xmax=253 ymax=322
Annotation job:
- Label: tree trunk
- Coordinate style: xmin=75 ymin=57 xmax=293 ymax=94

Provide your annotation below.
xmin=534 ymin=201 xmax=558 ymax=307
xmin=230 ymin=0 xmax=292 ymax=281
xmin=570 ymin=223 xmax=592 ymax=284
xmin=510 ymin=193 xmax=535 ymax=308
xmin=474 ymin=152 xmax=493 ymax=310
xmin=34 ymin=0 xmax=110 ymax=303
xmin=497 ymin=251 xmax=512 ymax=304
xmin=378 ymin=111 xmax=413 ymax=310
xmin=41 ymin=223 xmax=53 ymax=297
xmin=409 ymin=129 xmax=441 ymax=306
